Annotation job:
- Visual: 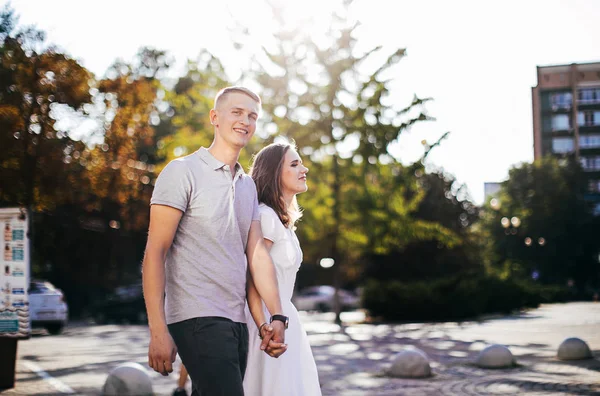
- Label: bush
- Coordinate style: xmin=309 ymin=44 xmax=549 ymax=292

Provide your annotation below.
xmin=362 ymin=274 xmax=570 ymax=322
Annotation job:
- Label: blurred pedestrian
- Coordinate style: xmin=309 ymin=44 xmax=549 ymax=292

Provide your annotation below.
xmin=171 ymin=364 xmax=188 ymax=396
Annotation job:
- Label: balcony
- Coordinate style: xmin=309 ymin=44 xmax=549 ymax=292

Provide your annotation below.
xmin=577 ymin=89 xmax=600 ymax=107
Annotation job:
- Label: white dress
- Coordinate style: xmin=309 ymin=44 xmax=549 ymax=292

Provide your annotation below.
xmin=243 ymin=204 xmax=322 ymax=396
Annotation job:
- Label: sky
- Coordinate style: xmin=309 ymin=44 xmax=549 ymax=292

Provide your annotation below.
xmin=5 ymin=0 xmax=600 ymax=204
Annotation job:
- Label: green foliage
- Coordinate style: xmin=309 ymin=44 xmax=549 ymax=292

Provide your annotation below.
xmin=239 ymin=2 xmax=449 ymax=288
xmin=362 ymin=275 xmax=570 ymax=322
xmin=479 ymin=156 xmax=600 ymax=290
xmin=360 ymin=166 xmax=483 ymax=283
xmin=0 ymin=5 xmax=494 ymax=318
xmin=155 ymin=51 xmax=232 ymax=169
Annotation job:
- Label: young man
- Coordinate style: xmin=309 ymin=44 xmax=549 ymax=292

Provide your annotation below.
xmin=143 ymin=87 xmax=288 ymax=396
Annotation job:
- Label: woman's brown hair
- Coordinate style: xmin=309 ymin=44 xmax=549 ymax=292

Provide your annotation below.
xmin=250 ymin=142 xmax=301 ymax=228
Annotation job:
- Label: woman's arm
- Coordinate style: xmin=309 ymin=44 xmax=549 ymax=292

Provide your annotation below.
xmin=246 ymin=238 xmax=273 ymax=329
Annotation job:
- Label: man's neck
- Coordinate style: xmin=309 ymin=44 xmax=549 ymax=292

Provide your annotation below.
xmin=207 ymin=142 xmax=241 ymax=173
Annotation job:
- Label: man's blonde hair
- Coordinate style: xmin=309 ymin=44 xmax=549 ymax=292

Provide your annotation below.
xmin=214 ymin=86 xmax=261 ymax=109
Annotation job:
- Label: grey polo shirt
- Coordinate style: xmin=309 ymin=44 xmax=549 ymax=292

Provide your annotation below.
xmin=150 ymin=147 xmax=260 ymax=324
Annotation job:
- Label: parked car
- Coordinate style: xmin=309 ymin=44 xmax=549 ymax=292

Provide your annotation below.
xmin=292 ymin=285 xmax=360 ymax=312
xmin=91 ymin=283 xmax=147 ymax=324
xmin=29 ymin=280 xmax=68 ymax=335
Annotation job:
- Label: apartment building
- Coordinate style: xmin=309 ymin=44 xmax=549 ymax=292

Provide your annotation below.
xmin=532 ymin=62 xmax=600 ymax=214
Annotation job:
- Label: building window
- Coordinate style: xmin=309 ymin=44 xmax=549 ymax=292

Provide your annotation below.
xmin=580 ymin=134 xmax=600 ymax=148
xmin=550 ymin=92 xmax=572 ymax=109
xmin=588 ymin=180 xmax=600 ymax=193
xmin=594 ymin=203 xmax=600 ymax=216
xmin=579 ymin=111 xmax=600 ymax=127
xmin=552 ymin=137 xmax=574 ymax=153
xmin=551 ymin=114 xmax=570 ymax=131
xmin=578 ymin=88 xmax=597 ymax=104
xmin=581 ymin=156 xmax=600 ymax=171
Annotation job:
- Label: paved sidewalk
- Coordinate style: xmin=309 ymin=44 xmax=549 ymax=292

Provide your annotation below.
xmin=2 ymin=302 xmax=599 ymax=395
xmin=309 ymin=302 xmax=600 ymax=395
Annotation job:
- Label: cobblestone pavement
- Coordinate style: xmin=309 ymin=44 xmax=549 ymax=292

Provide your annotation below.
xmin=1 ymin=302 xmax=599 ymax=395
xmin=308 ymin=302 xmax=600 ymax=395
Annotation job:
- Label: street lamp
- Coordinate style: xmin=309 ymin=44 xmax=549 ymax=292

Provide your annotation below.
xmin=525 ymin=236 xmax=546 ymax=281
xmin=320 ymin=258 xmax=334 ymax=269
xmin=490 ymin=198 xmax=501 ymax=211
xmin=501 ymin=216 xmax=521 ymax=276
xmin=501 ymin=216 xmax=521 ymax=235
xmin=319 ymin=257 xmax=341 ymax=325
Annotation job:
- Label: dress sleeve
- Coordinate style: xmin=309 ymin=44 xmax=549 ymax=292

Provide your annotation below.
xmin=259 ymin=206 xmax=281 ymax=243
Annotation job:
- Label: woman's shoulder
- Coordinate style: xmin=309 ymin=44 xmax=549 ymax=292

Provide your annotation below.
xmin=258 ymin=203 xmax=279 ymax=219
xmin=258 ymin=204 xmax=288 ymax=240
xmin=260 ymin=204 xmax=290 ymax=227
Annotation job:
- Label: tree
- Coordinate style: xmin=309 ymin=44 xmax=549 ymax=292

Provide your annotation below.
xmin=85 ymin=47 xmax=170 ymax=232
xmin=0 ymin=5 xmax=91 ymax=209
xmin=481 ymin=156 xmax=600 ymax=292
xmin=154 ymin=50 xmax=233 ymax=169
xmin=239 ymin=1 xmax=450 ymax=323
xmin=363 ymin=164 xmax=481 ymax=282
xmin=0 ymin=9 xmax=173 ymax=311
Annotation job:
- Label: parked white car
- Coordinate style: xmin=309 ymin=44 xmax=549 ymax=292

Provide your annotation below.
xmin=29 ymin=280 xmax=68 ymax=334
xmin=292 ymin=285 xmax=360 ymax=312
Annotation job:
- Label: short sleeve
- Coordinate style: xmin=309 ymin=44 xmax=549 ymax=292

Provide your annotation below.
xmin=250 ymin=183 xmax=260 ymax=222
xmin=150 ymin=160 xmax=191 ymax=212
xmin=259 ymin=206 xmax=282 ymax=243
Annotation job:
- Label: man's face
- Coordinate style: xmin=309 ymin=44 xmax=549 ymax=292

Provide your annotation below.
xmin=211 ymin=92 xmax=260 ymax=149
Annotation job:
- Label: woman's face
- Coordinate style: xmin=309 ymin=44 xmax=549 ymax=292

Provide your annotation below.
xmin=280 ymin=148 xmax=309 ymax=197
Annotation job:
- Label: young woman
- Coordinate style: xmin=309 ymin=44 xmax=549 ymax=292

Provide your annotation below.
xmin=244 ymin=142 xmax=321 ymax=396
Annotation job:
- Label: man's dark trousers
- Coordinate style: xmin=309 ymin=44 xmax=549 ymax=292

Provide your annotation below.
xmin=169 ymin=316 xmax=249 ymax=396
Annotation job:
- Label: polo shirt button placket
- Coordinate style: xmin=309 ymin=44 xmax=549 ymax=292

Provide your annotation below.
xmin=231 ymin=173 xmax=238 ymax=201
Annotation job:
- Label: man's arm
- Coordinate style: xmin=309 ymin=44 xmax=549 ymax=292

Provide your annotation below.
xmin=246 ymin=220 xmax=286 ymax=346
xmin=142 ymin=204 xmax=183 ymax=376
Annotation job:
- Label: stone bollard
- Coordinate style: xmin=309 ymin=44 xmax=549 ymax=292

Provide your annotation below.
xmin=102 ymin=362 xmax=153 ymax=396
xmin=557 ymin=337 xmax=592 ymax=361
xmin=388 ymin=348 xmax=432 ymax=378
xmin=476 ymin=344 xmax=515 ymax=368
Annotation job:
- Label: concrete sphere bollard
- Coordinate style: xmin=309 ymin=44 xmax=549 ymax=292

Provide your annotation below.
xmin=388 ymin=348 xmax=432 ymax=378
xmin=476 ymin=344 xmax=515 ymax=368
xmin=557 ymin=337 xmax=592 ymax=360
xmin=102 ymin=362 xmax=153 ymax=396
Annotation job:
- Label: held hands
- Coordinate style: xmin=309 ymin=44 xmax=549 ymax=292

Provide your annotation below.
xmin=148 ymin=329 xmax=177 ymax=376
xmin=259 ymin=321 xmax=287 ymax=358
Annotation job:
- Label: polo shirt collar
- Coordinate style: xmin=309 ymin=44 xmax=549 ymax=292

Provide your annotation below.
xmin=198 ymin=147 xmax=245 ymax=175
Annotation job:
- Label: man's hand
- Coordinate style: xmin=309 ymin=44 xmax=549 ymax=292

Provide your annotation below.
xmin=143 ymin=204 xmax=182 ymax=376
xmin=260 ymin=320 xmax=287 ymax=358
xmin=148 ymin=329 xmax=177 ymax=376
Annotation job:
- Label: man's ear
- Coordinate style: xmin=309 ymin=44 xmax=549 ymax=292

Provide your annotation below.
xmin=209 ymin=108 xmax=218 ymax=126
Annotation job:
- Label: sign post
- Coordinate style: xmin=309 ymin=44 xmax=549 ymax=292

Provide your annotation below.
xmin=0 ymin=207 xmax=31 ymax=390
